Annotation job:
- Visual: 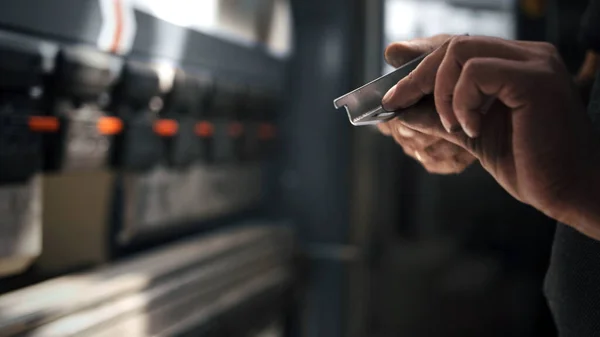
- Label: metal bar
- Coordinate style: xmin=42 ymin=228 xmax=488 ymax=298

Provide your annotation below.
xmin=0 ymin=225 xmax=293 ymax=336
xmin=333 ymin=54 xmax=426 ymax=126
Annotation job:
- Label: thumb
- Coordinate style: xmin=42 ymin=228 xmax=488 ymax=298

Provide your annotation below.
xmin=385 ymin=34 xmax=452 ymax=68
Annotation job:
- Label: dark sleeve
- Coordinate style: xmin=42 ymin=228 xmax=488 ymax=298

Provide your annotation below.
xmin=544 ymin=22 xmax=600 ymax=336
xmin=581 ymin=0 xmax=600 ymax=52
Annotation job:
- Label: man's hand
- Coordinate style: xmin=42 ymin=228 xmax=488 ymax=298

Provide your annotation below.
xmin=382 ymin=35 xmax=600 ymax=241
xmin=378 ymin=35 xmax=476 ymax=174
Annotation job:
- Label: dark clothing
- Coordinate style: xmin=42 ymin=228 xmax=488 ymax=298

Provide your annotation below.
xmin=545 ymin=2 xmax=600 ymax=335
xmin=581 ymin=0 xmax=600 ymax=53
xmin=545 ymin=223 xmax=600 ymax=336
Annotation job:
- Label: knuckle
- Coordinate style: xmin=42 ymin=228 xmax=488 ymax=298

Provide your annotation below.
xmin=533 ymin=42 xmax=561 ymax=65
xmin=448 ymin=35 xmax=470 ymax=53
xmin=536 ymin=42 xmax=558 ymax=55
xmin=436 ymin=93 xmax=454 ymax=108
xmin=462 ymin=58 xmax=480 ymax=76
xmin=447 ymin=35 xmax=485 ymax=58
xmin=423 ymin=145 xmax=438 ymax=157
xmin=407 ymin=71 xmax=428 ymax=95
xmin=530 ymin=59 xmax=561 ymax=84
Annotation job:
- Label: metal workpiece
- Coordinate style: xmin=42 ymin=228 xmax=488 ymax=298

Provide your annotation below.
xmin=0 ymin=225 xmax=294 ymax=336
xmin=333 ymin=54 xmax=426 ymax=126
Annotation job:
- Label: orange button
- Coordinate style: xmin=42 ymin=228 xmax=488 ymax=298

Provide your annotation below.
xmin=229 ymin=122 xmax=244 ymax=138
xmin=28 ymin=116 xmax=60 ymax=133
xmin=195 ymin=121 xmax=214 ymax=138
xmin=97 ymin=116 xmax=123 ymax=135
xmin=154 ymin=119 xmax=179 ymax=137
xmin=258 ymin=123 xmax=276 ymax=140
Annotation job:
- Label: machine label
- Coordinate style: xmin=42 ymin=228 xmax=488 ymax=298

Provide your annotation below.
xmin=62 ymin=107 xmax=111 ymax=171
xmin=120 ymin=164 xmax=263 ymax=243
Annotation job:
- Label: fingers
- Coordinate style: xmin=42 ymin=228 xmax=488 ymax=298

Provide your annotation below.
xmin=393 ymin=99 xmax=470 ymax=150
xmin=383 ymin=97 xmax=464 ymax=148
xmin=383 ymin=35 xmax=539 ymax=134
xmin=380 ymin=117 xmax=476 ymax=174
xmin=377 ymin=98 xmax=437 ymax=139
xmin=382 ymin=37 xmax=453 ymax=111
xmin=424 ymin=140 xmax=464 ymax=159
xmin=411 ymin=141 xmax=476 ymax=175
xmin=385 ymin=34 xmax=452 ymax=67
xmin=453 ymin=57 xmax=533 ymax=137
xmin=389 ymin=120 xmax=438 ymax=149
xmin=377 ymin=122 xmax=393 ymax=136
xmin=434 ymin=36 xmax=531 ymax=132
xmin=395 ymin=96 xmax=448 ymax=138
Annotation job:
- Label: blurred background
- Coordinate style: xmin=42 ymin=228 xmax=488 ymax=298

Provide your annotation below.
xmin=0 ymin=0 xmax=592 ymax=336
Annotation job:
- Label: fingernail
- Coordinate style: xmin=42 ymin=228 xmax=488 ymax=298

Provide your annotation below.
xmin=463 ymin=123 xmax=479 ymax=138
xmin=382 ymin=84 xmax=397 ymax=108
xmin=414 ymin=150 xmax=423 ymax=162
xmin=440 ymin=116 xmax=459 ymax=133
xmin=398 ymin=125 xmax=415 ymax=138
xmin=462 ymin=114 xmax=481 ymax=138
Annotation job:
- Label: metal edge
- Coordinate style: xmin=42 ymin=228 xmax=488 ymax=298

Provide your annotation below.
xmin=332 ymin=53 xmax=426 ymax=109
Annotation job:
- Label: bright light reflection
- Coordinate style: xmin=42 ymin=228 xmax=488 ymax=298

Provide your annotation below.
xmin=133 ymin=0 xmax=218 ymax=31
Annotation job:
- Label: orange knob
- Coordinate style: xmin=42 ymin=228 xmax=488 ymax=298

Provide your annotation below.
xmin=258 ymin=123 xmax=276 ymax=140
xmin=154 ymin=119 xmax=179 ymax=137
xmin=28 ymin=116 xmax=60 ymax=133
xmin=195 ymin=121 xmax=214 ymax=138
xmin=97 ymin=116 xmax=123 ymax=135
xmin=229 ymin=122 xmax=244 ymax=138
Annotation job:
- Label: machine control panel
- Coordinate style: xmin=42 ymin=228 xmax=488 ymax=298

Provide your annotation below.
xmin=0 ymin=39 xmax=46 ymax=185
xmin=43 ymin=46 xmax=122 ymax=172
xmin=110 ymin=61 xmax=164 ymax=172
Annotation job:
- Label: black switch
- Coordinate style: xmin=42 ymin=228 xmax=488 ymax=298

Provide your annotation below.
xmin=257 ymin=94 xmax=278 ymax=160
xmin=240 ymin=89 xmax=270 ymax=162
xmin=194 ymin=74 xmax=215 ymax=164
xmin=51 ymin=47 xmax=117 ymax=100
xmin=162 ymin=70 xmax=212 ymax=168
xmin=110 ymin=61 xmax=165 ymax=172
xmin=211 ymin=80 xmax=244 ymax=163
xmin=0 ymin=37 xmax=46 ymax=185
xmin=44 ymin=46 xmax=120 ymax=172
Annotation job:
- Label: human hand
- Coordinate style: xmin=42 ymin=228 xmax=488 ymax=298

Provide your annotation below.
xmin=382 ymin=35 xmax=600 ymax=240
xmin=378 ymin=35 xmax=476 ymax=174
xmin=575 ymin=50 xmax=600 ymax=104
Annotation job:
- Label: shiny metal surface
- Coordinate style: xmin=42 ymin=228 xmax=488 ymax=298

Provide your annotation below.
xmin=24 ymin=249 xmax=287 ymax=337
xmin=333 ymin=54 xmax=425 ymax=126
xmin=0 ymin=225 xmax=293 ymax=336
